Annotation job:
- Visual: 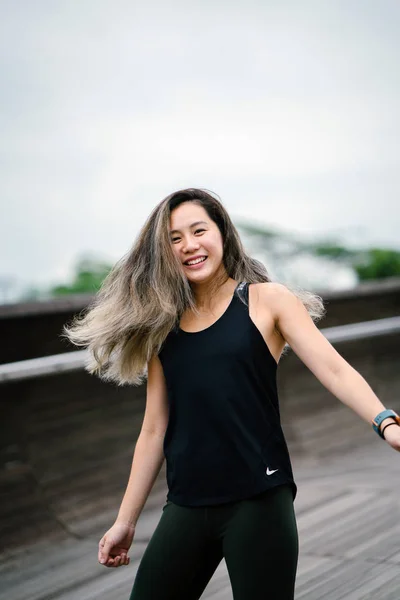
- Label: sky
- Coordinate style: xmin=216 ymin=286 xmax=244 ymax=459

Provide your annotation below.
xmin=1 ymin=0 xmax=399 ymax=301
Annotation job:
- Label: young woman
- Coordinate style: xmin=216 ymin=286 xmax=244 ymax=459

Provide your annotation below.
xmin=64 ymin=188 xmax=400 ymax=600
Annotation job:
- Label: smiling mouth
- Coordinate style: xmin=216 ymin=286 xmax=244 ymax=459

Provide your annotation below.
xmin=184 ymin=256 xmax=208 ymax=266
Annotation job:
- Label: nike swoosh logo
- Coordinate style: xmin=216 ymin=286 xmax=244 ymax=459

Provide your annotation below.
xmin=266 ymin=468 xmax=279 ymax=476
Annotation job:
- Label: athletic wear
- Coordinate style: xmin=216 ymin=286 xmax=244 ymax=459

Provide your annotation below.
xmin=129 ymin=483 xmax=298 ymax=600
xmin=158 ymin=281 xmax=297 ymax=506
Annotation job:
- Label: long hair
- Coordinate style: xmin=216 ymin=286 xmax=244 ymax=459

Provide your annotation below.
xmin=63 ymin=188 xmax=326 ymax=386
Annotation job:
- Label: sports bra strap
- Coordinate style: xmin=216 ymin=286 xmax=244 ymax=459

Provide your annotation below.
xmin=235 ymin=281 xmax=249 ymax=304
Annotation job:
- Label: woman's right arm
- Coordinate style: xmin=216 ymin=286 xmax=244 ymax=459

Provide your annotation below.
xmin=98 ymin=354 xmax=169 ymax=567
xmin=116 ymin=353 xmax=170 ymax=527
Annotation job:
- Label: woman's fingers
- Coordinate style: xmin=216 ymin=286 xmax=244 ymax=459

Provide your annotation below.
xmin=98 ymin=537 xmax=106 ymax=563
xmin=103 ymin=554 xmax=130 ymax=568
xmin=115 ymin=555 xmax=130 ymax=567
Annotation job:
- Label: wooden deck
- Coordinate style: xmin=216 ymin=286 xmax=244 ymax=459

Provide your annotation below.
xmin=1 ymin=435 xmax=399 ymax=600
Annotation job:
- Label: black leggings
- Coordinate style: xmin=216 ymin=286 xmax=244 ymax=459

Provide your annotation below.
xmin=129 ymin=483 xmax=298 ymax=600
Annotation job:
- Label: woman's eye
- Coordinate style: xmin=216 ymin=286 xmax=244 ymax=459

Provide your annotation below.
xmin=171 ymin=229 xmax=205 ymax=243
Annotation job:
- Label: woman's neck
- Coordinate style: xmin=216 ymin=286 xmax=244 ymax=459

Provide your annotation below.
xmin=191 ymin=277 xmax=237 ymax=312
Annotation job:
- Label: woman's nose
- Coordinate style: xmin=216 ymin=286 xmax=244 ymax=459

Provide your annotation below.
xmin=182 ymin=237 xmax=200 ymax=252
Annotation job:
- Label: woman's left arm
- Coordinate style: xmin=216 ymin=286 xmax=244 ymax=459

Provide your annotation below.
xmin=268 ymin=283 xmax=400 ymax=452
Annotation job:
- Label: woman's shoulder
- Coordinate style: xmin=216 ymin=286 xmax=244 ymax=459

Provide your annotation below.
xmin=249 ymin=281 xmax=292 ymax=301
xmin=249 ymin=282 xmax=297 ymax=324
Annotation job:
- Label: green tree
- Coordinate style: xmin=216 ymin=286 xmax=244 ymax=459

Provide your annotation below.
xmin=353 ymin=248 xmax=400 ymax=280
xmin=50 ymin=257 xmax=112 ymax=295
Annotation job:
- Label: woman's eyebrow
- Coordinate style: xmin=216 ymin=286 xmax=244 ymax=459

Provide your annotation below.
xmin=169 ymin=220 xmax=208 ymax=235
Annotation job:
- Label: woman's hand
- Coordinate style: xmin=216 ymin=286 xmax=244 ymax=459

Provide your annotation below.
xmin=384 ymin=424 xmax=400 ymax=452
xmin=98 ymin=520 xmax=136 ymax=567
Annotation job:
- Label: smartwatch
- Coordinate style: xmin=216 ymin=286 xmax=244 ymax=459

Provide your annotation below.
xmin=372 ymin=409 xmax=400 ymax=439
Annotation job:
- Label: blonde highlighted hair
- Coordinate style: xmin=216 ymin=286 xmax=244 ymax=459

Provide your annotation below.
xmin=63 ymin=188 xmax=326 ymax=386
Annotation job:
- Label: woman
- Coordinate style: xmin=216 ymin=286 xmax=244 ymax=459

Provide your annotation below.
xmin=64 ymin=188 xmax=400 ymax=600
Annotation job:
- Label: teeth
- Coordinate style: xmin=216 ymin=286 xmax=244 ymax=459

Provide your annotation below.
xmin=186 ymin=256 xmax=206 ymax=265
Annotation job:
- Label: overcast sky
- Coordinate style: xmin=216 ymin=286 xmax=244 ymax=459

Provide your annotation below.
xmin=1 ymin=0 xmax=399 ymax=299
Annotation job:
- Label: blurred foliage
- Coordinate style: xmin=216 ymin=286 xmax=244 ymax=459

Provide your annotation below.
xmin=353 ymin=249 xmax=400 ymax=280
xmin=50 ymin=257 xmax=113 ymax=296
xmin=18 ymin=286 xmax=43 ymax=302
xmin=236 ymin=221 xmax=400 ymax=282
xmin=311 ymin=243 xmax=356 ymax=260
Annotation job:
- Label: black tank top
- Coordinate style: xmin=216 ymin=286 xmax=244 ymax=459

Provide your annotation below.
xmin=158 ymin=281 xmax=297 ymax=506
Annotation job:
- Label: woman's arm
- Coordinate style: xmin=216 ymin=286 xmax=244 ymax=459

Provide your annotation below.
xmin=263 ymin=283 xmax=400 ymax=451
xmin=116 ymin=354 xmax=169 ymax=526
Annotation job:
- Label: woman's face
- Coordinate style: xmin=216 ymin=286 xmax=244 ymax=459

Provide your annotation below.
xmin=169 ymin=201 xmax=224 ymax=284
